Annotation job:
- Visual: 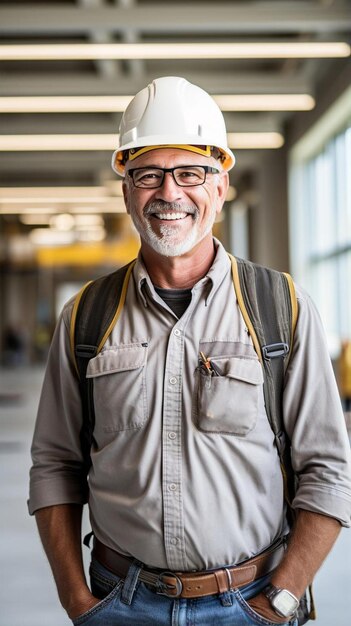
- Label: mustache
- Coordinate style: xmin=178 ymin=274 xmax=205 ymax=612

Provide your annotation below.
xmin=144 ymin=201 xmax=198 ymax=216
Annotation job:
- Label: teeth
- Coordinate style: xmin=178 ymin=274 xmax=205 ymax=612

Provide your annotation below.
xmin=155 ymin=212 xmax=188 ymax=220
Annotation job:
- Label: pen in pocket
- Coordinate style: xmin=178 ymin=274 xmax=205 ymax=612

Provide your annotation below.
xmin=199 ymin=351 xmax=223 ymax=376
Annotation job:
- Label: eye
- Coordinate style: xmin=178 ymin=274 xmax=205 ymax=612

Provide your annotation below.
xmin=175 ymin=167 xmax=204 ymax=183
xmin=134 ymin=169 xmax=163 ymax=186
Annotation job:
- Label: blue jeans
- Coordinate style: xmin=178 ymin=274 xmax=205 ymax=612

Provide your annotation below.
xmin=72 ymin=558 xmax=298 ymax=626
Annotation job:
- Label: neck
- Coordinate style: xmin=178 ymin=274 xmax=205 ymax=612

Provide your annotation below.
xmin=140 ymin=235 xmax=216 ymax=289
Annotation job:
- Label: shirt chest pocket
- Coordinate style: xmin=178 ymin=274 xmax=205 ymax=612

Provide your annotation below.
xmin=193 ymin=356 xmax=264 ymax=436
xmin=86 ymin=343 xmax=148 ymax=432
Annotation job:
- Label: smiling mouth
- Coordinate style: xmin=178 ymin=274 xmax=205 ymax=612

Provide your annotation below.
xmin=153 ymin=212 xmax=190 ymax=221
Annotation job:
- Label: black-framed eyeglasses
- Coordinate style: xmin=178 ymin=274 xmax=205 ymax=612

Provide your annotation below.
xmin=127 ymin=165 xmax=220 ymax=189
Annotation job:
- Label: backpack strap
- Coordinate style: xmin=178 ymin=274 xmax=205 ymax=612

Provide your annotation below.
xmin=229 ymin=254 xmax=298 ymax=507
xmin=230 ymin=255 xmax=316 ymax=623
xmin=69 ymin=260 xmax=136 ymax=472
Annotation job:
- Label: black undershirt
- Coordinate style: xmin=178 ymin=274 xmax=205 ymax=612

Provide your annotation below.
xmin=154 ymin=287 xmax=192 ymax=318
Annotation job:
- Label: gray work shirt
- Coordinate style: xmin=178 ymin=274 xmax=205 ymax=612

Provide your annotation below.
xmin=28 ymin=241 xmax=351 ymax=571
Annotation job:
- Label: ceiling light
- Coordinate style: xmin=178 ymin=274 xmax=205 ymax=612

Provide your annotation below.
xmin=0 ymin=42 xmax=349 ymax=60
xmin=227 ymin=132 xmax=284 ymax=149
xmin=69 ymin=204 xmax=124 ymax=214
xmin=1 ymin=196 xmax=118 ymax=204
xmin=0 ymin=96 xmax=133 ymax=113
xmin=0 ymin=186 xmax=108 ymax=197
xmin=50 ymin=213 xmax=76 ymax=230
xmin=29 ymin=228 xmax=75 ymax=246
xmin=74 ymin=215 xmax=104 ymax=227
xmin=0 ymin=185 xmax=123 ymax=200
xmin=0 ymin=134 xmax=118 ymax=151
xmin=0 ymin=94 xmax=315 ymax=113
xmin=0 ymin=197 xmax=127 ymax=215
xmin=0 ymin=133 xmax=284 ymax=151
xmin=213 ymin=94 xmax=315 ymax=111
xmin=20 ymin=214 xmax=52 ymax=225
xmin=1 ymin=206 xmax=56 ymax=215
xmin=76 ymin=227 xmax=106 ymax=242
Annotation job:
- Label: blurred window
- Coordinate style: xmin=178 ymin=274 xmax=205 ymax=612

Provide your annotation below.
xmin=289 ymin=123 xmax=351 ymax=358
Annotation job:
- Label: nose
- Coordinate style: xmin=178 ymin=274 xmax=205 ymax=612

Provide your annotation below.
xmin=154 ymin=171 xmax=183 ymax=202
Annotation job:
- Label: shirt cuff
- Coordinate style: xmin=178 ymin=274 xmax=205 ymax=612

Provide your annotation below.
xmin=293 ymin=483 xmax=351 ymax=528
xmin=28 ymin=476 xmax=88 ymax=515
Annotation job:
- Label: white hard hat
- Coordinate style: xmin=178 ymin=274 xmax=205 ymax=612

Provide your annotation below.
xmin=112 ymin=76 xmax=235 ymax=175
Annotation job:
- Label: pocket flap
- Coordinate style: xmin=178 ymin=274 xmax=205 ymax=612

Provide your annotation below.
xmin=225 ymin=357 xmax=263 ymax=385
xmin=86 ymin=344 xmax=147 ymax=378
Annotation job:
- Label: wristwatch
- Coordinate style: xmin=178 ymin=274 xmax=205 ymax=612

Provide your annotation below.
xmin=263 ymin=583 xmax=299 ymax=618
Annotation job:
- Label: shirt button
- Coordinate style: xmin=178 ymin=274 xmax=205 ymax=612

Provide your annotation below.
xmin=168 ymin=432 xmax=177 ymax=440
xmin=174 ymin=329 xmax=181 ymax=337
xmin=169 ymin=377 xmax=178 ymax=385
xmin=170 ymin=537 xmax=179 ymax=545
xmin=168 ymin=483 xmax=177 ymax=492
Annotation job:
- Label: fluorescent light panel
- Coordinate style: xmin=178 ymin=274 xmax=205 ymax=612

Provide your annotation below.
xmin=0 ymin=134 xmax=117 ymax=151
xmin=20 ymin=213 xmax=52 ymax=225
xmin=227 ymin=132 xmax=284 ymax=149
xmin=0 ymin=186 xmax=119 ymax=198
xmin=0 ymin=203 xmax=126 ymax=215
xmin=0 ymin=94 xmax=315 ymax=112
xmin=214 ymin=94 xmax=315 ymax=111
xmin=0 ymin=42 xmax=349 ymax=60
xmin=0 ymin=133 xmax=284 ymax=151
xmin=1 ymin=196 xmax=119 ymax=204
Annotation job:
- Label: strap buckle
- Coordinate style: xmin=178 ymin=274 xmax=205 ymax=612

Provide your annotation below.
xmin=156 ymin=572 xmax=183 ymax=598
xmin=262 ymin=342 xmax=289 ymax=361
xmin=75 ymin=344 xmax=97 ymax=358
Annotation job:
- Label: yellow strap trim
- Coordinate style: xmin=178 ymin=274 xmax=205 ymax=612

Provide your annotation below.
xmin=283 ymin=271 xmax=298 ymax=358
xmin=228 ymin=254 xmax=263 ymax=362
xmin=70 ymin=280 xmax=93 ymax=376
xmin=127 ymin=144 xmax=212 ymax=161
xmin=96 ymin=260 xmax=136 ymax=353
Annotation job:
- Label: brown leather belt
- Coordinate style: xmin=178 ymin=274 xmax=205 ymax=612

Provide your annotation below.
xmin=92 ymin=536 xmax=286 ymax=599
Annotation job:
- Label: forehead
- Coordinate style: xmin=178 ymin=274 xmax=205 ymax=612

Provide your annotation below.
xmin=126 ymin=147 xmax=211 ymax=169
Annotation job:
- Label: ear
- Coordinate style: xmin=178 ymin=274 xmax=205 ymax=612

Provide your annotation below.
xmin=122 ymin=180 xmax=131 ymax=215
xmin=215 ymin=171 xmax=229 ymax=215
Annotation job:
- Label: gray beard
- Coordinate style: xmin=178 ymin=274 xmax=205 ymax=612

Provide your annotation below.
xmin=134 ymin=201 xmax=210 ymax=258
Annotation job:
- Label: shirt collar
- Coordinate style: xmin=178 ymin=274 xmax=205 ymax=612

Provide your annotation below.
xmin=133 ymin=238 xmax=232 ymax=307
xmin=193 ymin=238 xmax=232 ymax=305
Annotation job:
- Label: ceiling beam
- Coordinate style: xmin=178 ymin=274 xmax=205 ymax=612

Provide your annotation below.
xmin=0 ymin=112 xmax=282 ymax=136
xmin=0 ymin=151 xmax=258 ymax=176
xmin=0 ymin=72 xmax=313 ymax=97
xmin=0 ymin=2 xmax=350 ymax=35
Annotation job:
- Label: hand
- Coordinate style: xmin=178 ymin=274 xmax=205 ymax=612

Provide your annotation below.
xmin=66 ymin=591 xmax=101 ymax=620
xmin=247 ymin=592 xmax=291 ymax=624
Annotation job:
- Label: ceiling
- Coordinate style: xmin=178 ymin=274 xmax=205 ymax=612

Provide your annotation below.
xmin=0 ymin=0 xmax=350 ymax=259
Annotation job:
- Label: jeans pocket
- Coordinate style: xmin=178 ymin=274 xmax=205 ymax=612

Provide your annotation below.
xmin=71 ymin=581 xmax=122 ymax=625
xmin=234 ymin=588 xmax=293 ymax=626
xmin=89 ymin=559 xmax=122 ymax=600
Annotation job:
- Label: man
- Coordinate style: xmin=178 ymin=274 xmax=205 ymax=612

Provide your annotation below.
xmin=29 ymin=77 xmax=351 ymax=626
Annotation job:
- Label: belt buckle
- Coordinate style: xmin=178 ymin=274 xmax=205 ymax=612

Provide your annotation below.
xmin=156 ymin=571 xmax=183 ymax=598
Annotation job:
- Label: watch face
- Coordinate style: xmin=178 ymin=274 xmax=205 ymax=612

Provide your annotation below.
xmin=272 ymin=590 xmax=299 ymax=617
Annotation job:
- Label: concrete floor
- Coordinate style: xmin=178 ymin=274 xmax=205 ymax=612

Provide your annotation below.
xmin=0 ymin=366 xmax=350 ymax=626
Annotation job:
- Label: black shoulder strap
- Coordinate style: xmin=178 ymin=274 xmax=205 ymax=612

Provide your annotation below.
xmin=229 ymin=254 xmax=298 ymax=506
xmin=231 ymin=256 xmax=317 ymax=623
xmin=70 ymin=260 xmax=136 ymax=472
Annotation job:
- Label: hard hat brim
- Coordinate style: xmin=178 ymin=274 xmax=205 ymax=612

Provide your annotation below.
xmin=112 ymin=139 xmax=235 ymax=176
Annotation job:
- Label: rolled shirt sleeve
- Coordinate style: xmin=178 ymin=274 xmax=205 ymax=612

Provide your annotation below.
xmin=283 ymin=285 xmax=351 ymax=527
xmin=28 ymin=302 xmax=88 ymax=515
